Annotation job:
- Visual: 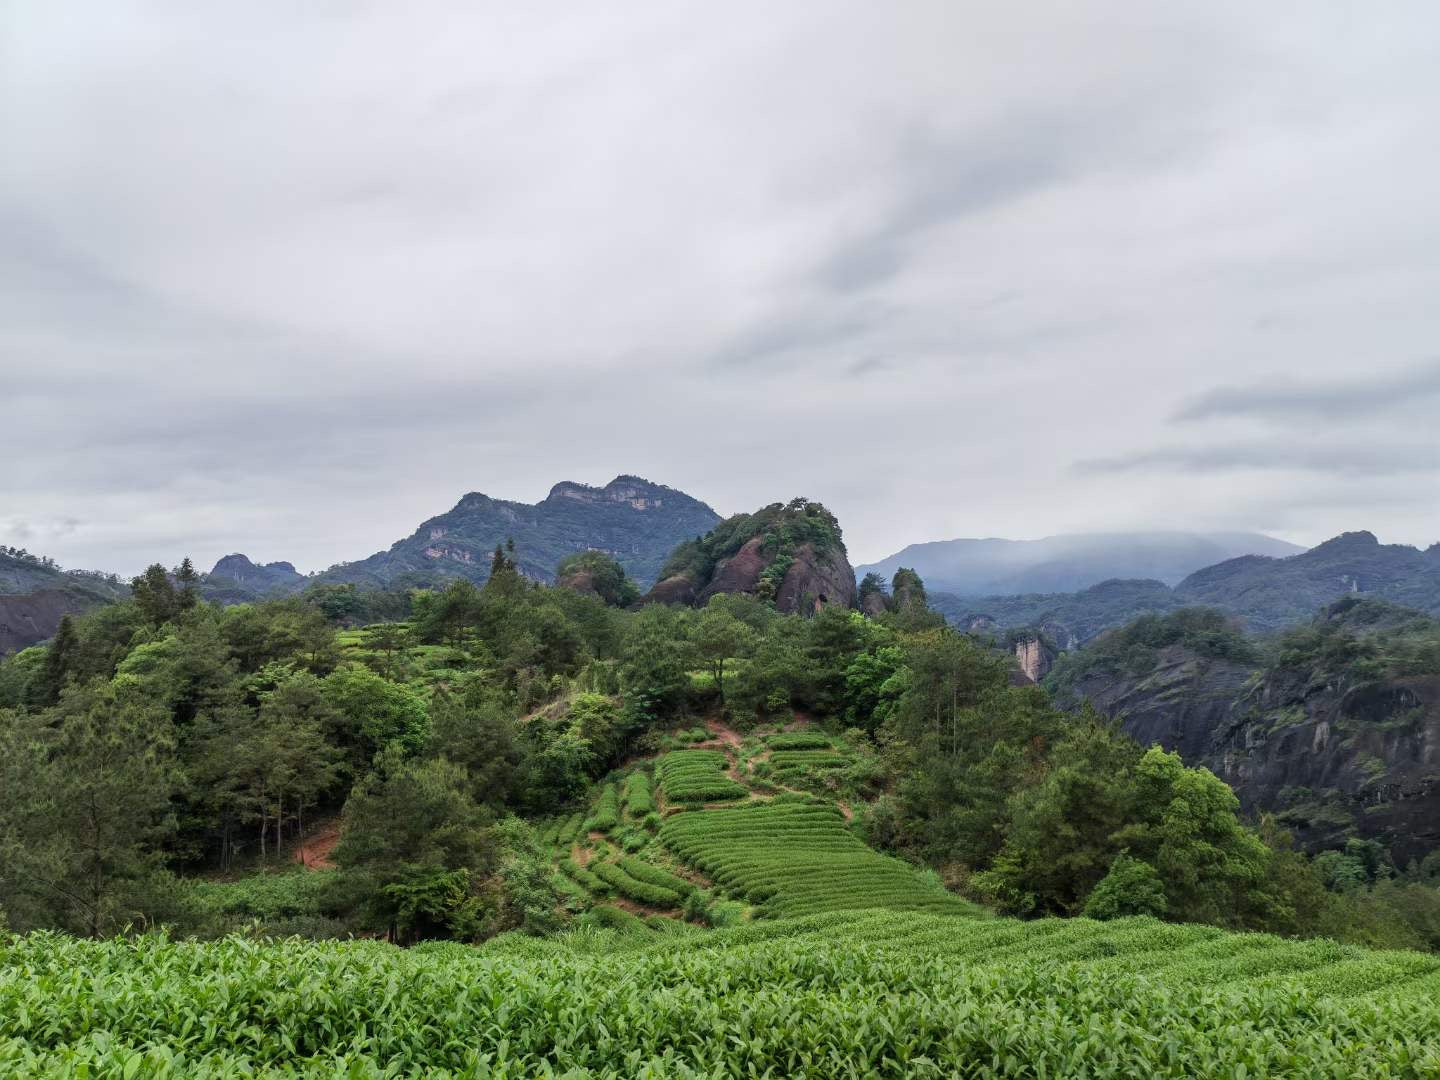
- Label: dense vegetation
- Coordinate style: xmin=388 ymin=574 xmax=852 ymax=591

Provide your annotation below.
xmin=3 ymin=911 xmax=1438 ymax=1077
xmin=4 ymin=544 xmax=1440 ymax=1073
xmin=2 ymin=554 xmax=1438 ymax=950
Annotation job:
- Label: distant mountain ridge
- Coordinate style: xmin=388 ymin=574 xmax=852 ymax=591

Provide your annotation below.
xmin=305 ymin=475 xmax=721 ymax=594
xmin=857 ymin=531 xmax=1304 ymax=597
xmin=937 ymin=530 xmax=1440 ymax=645
xmin=1172 ymin=531 xmax=1440 ymax=631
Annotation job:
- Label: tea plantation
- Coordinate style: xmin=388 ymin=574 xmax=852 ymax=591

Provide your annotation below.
xmin=4 ymin=740 xmax=1438 ymax=1077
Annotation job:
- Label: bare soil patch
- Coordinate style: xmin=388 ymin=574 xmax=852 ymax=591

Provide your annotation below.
xmin=293 ymin=822 xmax=340 ymax=871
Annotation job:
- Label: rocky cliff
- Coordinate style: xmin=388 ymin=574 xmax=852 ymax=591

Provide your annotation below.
xmin=1055 ymin=601 xmax=1440 ymax=863
xmin=0 ymin=590 xmax=97 ymax=655
xmin=1011 ymin=633 xmax=1054 ymax=683
xmin=647 ymin=499 xmax=856 ymax=615
xmin=0 ymin=550 xmax=130 ymax=654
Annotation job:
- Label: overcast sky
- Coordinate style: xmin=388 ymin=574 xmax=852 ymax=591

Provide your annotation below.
xmin=3 ymin=2 xmax=1438 ymax=576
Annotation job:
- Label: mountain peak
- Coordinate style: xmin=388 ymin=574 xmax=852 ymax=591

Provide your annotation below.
xmin=546 ymin=475 xmax=680 ymax=508
xmin=315 ymin=475 xmax=721 ymax=591
xmin=207 ymin=554 xmax=306 ymax=597
xmin=1309 ymin=530 xmax=1379 ymax=553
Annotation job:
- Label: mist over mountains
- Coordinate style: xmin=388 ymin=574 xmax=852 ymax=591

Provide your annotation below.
xmin=855 ymin=531 xmax=1305 ymax=597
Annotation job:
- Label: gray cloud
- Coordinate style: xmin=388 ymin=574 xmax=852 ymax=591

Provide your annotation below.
xmin=1175 ymin=361 xmax=1440 ymax=422
xmin=1075 ymin=441 xmax=1439 ymax=477
xmin=3 ymin=2 xmax=1440 ymax=574
xmin=815 ymin=123 xmax=1075 ymax=294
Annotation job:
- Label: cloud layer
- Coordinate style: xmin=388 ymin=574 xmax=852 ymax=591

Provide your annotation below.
xmin=3 ymin=2 xmax=1438 ymax=575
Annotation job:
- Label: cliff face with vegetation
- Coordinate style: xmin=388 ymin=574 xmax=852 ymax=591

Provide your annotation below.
xmin=646 ymin=499 xmax=856 ymax=615
xmin=0 ymin=549 xmax=129 ymax=655
xmin=1050 ymin=600 xmax=1440 ymax=863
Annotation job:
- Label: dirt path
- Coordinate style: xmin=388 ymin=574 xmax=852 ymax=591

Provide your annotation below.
xmin=293 ymin=822 xmax=340 ymax=871
xmin=705 ymin=717 xmax=744 ymax=748
xmin=573 ymin=843 xmax=592 ymax=866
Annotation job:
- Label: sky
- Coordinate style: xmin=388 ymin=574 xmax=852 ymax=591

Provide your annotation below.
xmin=3 ymin=2 xmax=1439 ymax=577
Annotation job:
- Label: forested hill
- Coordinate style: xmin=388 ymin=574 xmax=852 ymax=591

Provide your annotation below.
xmin=1172 ymin=530 xmax=1440 ymax=630
xmin=317 ymin=475 xmax=719 ymax=593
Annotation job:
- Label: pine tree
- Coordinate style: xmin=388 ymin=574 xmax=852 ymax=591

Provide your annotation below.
xmin=38 ymin=614 xmax=78 ymax=705
xmin=131 ymin=563 xmax=178 ymax=627
xmin=175 ymin=556 xmax=200 ymax=611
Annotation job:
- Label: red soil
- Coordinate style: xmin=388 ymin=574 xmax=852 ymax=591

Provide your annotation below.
xmin=293 ymin=823 xmax=340 ymax=871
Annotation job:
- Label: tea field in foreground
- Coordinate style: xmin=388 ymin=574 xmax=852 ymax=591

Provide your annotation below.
xmin=3 ymin=909 xmax=1439 ymax=1078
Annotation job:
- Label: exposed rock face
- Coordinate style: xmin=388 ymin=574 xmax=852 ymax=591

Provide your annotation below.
xmin=1067 ymin=648 xmax=1440 ymax=863
xmin=0 ymin=550 xmax=130 ymax=653
xmin=646 ymin=499 xmax=856 ymax=616
xmin=555 ymin=567 xmax=600 ymax=597
xmin=860 ymin=590 xmax=890 ymax=618
xmin=775 ymin=542 xmax=858 ymax=614
xmin=1013 ymin=635 xmax=1052 ymax=683
xmin=646 ymin=574 xmax=698 ymax=606
xmin=697 ymin=537 xmax=769 ymax=604
xmin=686 ymin=538 xmax=857 ymax=614
xmin=0 ymin=590 xmax=91 ymax=655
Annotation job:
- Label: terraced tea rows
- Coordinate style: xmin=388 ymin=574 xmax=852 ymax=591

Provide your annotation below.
xmin=655 ymin=749 xmax=748 ymax=803
xmin=764 ymin=731 xmax=833 ymax=750
xmin=660 ymin=797 xmax=975 ymax=916
xmin=3 ymin=911 xmax=1436 ymax=1077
